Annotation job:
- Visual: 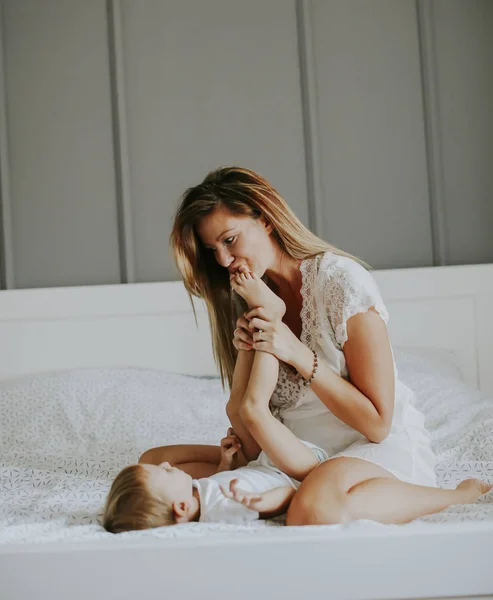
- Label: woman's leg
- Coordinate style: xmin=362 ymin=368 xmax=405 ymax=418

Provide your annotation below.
xmin=286 ymin=457 xmax=491 ymax=526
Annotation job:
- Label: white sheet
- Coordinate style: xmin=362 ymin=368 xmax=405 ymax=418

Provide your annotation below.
xmin=1 ymin=350 xmax=492 ymax=545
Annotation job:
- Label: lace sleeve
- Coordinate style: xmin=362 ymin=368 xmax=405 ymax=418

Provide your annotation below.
xmin=322 ymin=256 xmax=389 ymax=349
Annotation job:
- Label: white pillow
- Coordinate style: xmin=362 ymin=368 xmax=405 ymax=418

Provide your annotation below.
xmin=0 ymin=368 xmax=229 ymax=455
xmin=393 ymin=347 xmax=493 ymax=462
xmin=1 ymin=350 xmax=489 ymax=466
xmin=0 ymin=348 xmax=463 ymax=458
xmin=393 ymin=346 xmax=463 ymax=382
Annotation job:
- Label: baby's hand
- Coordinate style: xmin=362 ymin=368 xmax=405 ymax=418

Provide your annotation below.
xmin=220 ymin=478 xmax=263 ymax=509
xmin=217 ymin=428 xmax=241 ymax=473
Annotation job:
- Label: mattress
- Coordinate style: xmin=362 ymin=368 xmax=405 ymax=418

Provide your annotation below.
xmin=1 ymin=348 xmax=492 ymax=545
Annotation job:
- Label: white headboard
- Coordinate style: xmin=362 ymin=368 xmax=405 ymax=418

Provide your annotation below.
xmin=374 ymin=262 xmax=493 ymax=395
xmin=0 ymin=263 xmax=492 ymax=396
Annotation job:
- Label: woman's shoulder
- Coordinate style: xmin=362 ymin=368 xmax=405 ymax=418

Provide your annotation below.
xmin=312 ymin=252 xmax=389 ymax=346
xmin=317 ymin=251 xmax=387 ymax=313
xmin=302 ymin=250 xmax=383 ymax=303
xmin=316 ymin=251 xmax=373 ymax=286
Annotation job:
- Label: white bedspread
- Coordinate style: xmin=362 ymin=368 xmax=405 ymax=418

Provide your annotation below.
xmin=1 ymin=350 xmax=492 ymax=545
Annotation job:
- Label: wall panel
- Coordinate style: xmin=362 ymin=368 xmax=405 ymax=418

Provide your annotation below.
xmin=2 ymin=0 xmax=121 ymax=288
xmin=310 ymin=0 xmax=433 ymax=269
xmin=121 ymin=0 xmax=308 ymax=282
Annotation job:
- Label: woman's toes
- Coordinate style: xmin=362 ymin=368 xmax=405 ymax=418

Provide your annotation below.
xmin=457 ymin=479 xmax=492 ymax=500
xmin=479 ymin=481 xmax=493 ymax=495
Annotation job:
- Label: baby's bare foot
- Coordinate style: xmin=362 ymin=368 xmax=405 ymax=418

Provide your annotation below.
xmin=456 ymin=479 xmax=492 ymax=503
xmin=231 ymin=271 xmax=286 ymax=317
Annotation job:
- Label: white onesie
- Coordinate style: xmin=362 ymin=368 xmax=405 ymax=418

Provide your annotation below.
xmin=194 ymin=442 xmax=327 ymax=523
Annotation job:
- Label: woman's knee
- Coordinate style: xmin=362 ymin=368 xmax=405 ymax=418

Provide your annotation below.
xmin=285 ymin=461 xmax=351 ymax=526
xmin=286 ymin=487 xmax=348 ymax=526
xmin=285 ymin=457 xmax=396 ymax=526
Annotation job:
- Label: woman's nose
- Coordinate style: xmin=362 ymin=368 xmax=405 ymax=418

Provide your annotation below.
xmin=215 ymin=247 xmax=234 ymax=268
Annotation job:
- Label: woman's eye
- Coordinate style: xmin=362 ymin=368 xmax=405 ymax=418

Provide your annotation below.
xmin=224 ymin=236 xmax=235 ymax=246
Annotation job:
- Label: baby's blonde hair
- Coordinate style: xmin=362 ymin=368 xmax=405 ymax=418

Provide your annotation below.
xmin=103 ymin=464 xmax=175 ymax=533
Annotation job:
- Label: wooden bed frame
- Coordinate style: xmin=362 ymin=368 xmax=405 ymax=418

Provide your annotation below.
xmin=1 ymin=262 xmax=493 ymax=600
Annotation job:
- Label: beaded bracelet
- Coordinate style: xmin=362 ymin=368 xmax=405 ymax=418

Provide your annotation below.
xmin=301 ymin=350 xmax=319 ymax=386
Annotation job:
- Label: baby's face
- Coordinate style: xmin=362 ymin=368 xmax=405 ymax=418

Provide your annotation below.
xmin=143 ymin=462 xmax=193 ymax=503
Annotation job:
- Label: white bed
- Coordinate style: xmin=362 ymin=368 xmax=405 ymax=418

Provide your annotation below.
xmin=1 ymin=262 xmax=493 ymax=600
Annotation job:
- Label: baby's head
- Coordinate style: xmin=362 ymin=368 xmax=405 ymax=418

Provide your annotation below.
xmin=103 ymin=462 xmax=199 ymax=533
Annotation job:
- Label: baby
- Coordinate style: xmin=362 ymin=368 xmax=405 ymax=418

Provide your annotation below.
xmin=103 ymin=270 xmax=327 ymax=533
xmin=103 ymin=432 xmax=326 ymax=532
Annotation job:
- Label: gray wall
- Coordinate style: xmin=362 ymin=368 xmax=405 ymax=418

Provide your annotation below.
xmin=0 ymin=0 xmax=492 ymax=289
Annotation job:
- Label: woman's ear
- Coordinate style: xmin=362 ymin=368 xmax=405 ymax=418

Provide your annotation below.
xmin=172 ymin=501 xmax=190 ymax=524
xmin=259 ymin=216 xmax=273 ymax=235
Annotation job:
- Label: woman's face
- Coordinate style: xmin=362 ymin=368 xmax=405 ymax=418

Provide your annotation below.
xmin=196 ymin=205 xmax=276 ymax=277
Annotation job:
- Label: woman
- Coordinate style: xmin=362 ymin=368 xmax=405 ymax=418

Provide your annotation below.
xmin=140 ymin=166 xmax=467 ymax=525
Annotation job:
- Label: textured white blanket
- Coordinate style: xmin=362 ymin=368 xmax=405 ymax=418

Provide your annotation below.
xmin=1 ymin=349 xmax=492 ymax=545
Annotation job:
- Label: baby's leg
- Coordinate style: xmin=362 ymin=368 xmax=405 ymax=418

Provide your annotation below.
xmin=240 ymin=351 xmax=319 ymax=482
xmin=245 ymin=348 xmax=280 ymax=403
xmin=226 ymin=349 xmax=262 ymax=463
xmin=229 ymin=348 xmax=256 ymax=404
xmin=230 ymin=271 xmax=285 ymax=317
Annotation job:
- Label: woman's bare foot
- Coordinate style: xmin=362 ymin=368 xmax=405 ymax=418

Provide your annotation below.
xmin=231 ymin=271 xmax=286 ymax=317
xmin=456 ymin=479 xmax=492 ymax=503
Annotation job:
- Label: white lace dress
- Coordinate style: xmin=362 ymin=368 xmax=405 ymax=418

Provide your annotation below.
xmin=269 ymin=252 xmax=437 ymax=487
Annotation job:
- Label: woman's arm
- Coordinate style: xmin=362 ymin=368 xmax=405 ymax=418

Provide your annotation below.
xmin=245 ymin=306 xmax=395 ymax=443
xmin=290 ymin=308 xmax=395 ymax=443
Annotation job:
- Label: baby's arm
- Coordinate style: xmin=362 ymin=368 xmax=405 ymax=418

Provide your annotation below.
xmin=220 ymin=479 xmax=296 ymax=519
xmin=256 ymin=487 xmax=296 ymax=518
xmin=240 ymin=351 xmax=321 ymax=481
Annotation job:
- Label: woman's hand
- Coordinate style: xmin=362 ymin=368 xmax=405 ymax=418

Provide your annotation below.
xmin=233 ymin=315 xmax=254 ymax=352
xmin=244 ymin=306 xmax=301 ymax=365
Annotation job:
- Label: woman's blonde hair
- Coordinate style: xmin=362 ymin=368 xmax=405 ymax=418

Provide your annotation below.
xmin=170 ymin=166 xmax=369 ymax=388
xmin=103 ymin=464 xmax=175 ymax=533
